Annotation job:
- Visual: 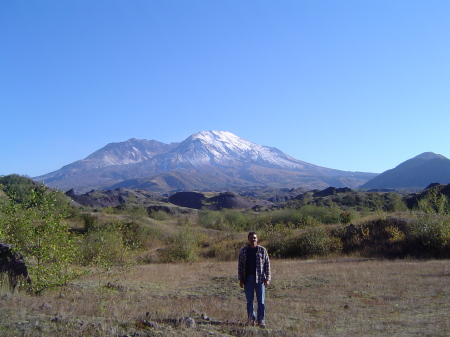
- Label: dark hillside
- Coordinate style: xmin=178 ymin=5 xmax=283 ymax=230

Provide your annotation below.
xmin=360 ymin=152 xmax=450 ymax=189
xmin=168 ymin=192 xmax=206 ymax=209
xmin=66 ymin=187 xmax=167 ymax=208
xmin=404 ymin=183 xmax=450 ymax=209
xmin=168 ymin=191 xmax=274 ymax=210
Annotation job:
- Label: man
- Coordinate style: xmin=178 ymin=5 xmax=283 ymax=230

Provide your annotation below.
xmin=238 ymin=231 xmax=271 ymax=328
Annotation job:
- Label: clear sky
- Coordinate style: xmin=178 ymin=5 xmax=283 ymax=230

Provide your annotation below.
xmin=2 ymin=1 xmax=450 ymax=177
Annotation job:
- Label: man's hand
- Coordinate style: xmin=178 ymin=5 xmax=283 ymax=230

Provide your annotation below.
xmin=239 ymin=280 xmax=244 ymax=288
xmin=264 ymin=280 xmax=270 ymax=288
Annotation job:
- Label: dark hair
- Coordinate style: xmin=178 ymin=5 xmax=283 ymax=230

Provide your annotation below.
xmin=248 ymin=231 xmax=257 ymax=239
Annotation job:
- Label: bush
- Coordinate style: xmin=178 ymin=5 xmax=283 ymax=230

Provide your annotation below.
xmin=79 ymin=222 xmax=129 ymax=267
xmin=162 ymin=227 xmax=199 ymax=262
xmin=120 ymin=221 xmax=150 ymax=249
xmin=202 ymin=233 xmax=243 ymax=261
xmin=0 ymin=174 xmax=46 ymax=205
xmin=198 ymin=209 xmax=254 ymax=231
xmin=332 ymin=218 xmax=413 ymax=258
xmin=253 ymin=209 xmax=321 ymax=230
xmin=261 ymin=224 xmax=341 ymax=258
xmin=407 ymin=189 xmax=450 ymax=258
xmin=0 ymin=187 xmax=79 ymax=293
xmin=148 ymin=209 xmax=170 ymax=221
xmin=295 ymin=228 xmax=342 ymax=257
xmin=222 ymin=210 xmax=248 ymax=231
xmin=260 ymin=222 xmax=295 ymax=258
xmin=408 ymin=214 xmax=450 ymax=257
xmin=298 ymin=205 xmax=341 ymax=225
xmin=83 ymin=213 xmax=99 ymax=232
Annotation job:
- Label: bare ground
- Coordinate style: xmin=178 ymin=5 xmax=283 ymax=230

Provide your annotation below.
xmin=0 ymin=258 xmax=449 ymax=336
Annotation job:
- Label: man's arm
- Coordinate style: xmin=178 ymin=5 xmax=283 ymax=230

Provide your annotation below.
xmin=263 ymin=248 xmax=271 ymax=286
xmin=237 ymin=247 xmax=246 ymax=286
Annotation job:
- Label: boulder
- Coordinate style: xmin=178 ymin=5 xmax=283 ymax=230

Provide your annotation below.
xmin=0 ymin=243 xmax=31 ymax=290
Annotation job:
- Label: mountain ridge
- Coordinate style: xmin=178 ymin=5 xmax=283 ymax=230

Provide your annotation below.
xmin=360 ymin=152 xmax=450 ymax=189
xmin=34 ymin=130 xmax=377 ymax=193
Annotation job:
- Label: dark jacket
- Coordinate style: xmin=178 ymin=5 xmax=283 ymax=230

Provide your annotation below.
xmin=238 ymin=245 xmax=271 ymax=284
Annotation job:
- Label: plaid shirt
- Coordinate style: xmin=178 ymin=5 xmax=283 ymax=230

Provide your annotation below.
xmin=238 ymin=245 xmax=271 ymax=284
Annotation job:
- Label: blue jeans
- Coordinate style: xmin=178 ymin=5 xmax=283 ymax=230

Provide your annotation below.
xmin=244 ymin=275 xmax=265 ymax=322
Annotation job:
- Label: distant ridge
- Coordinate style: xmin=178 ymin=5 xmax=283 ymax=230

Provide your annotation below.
xmin=34 ymin=131 xmax=376 ymax=193
xmin=359 ymin=152 xmax=450 ymax=189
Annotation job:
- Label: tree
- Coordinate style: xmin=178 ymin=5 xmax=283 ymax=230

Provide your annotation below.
xmin=0 ymin=187 xmax=79 ymax=293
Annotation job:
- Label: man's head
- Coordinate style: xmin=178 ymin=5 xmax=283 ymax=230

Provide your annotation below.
xmin=248 ymin=231 xmax=258 ymax=248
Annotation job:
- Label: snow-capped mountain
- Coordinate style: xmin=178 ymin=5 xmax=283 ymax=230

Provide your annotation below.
xmin=178 ymin=131 xmax=296 ymax=168
xmin=85 ymin=138 xmax=177 ymax=167
xmin=34 ymin=131 xmax=376 ymax=193
xmin=155 ymin=131 xmax=323 ymax=172
xmin=45 ymin=138 xmax=178 ymax=174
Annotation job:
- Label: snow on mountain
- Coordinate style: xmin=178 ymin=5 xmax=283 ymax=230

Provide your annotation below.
xmin=162 ymin=130 xmax=313 ymax=171
xmin=85 ymin=138 xmax=176 ymax=167
xmin=34 ymin=138 xmax=177 ymax=182
xmin=34 ymin=130 xmax=377 ymax=193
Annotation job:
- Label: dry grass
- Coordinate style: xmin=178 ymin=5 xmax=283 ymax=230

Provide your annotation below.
xmin=0 ymin=258 xmax=449 ymax=336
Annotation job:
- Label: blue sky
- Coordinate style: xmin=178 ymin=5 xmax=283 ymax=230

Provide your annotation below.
xmin=2 ymin=1 xmax=450 ymax=177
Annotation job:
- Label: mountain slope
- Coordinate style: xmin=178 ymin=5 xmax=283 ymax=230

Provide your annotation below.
xmin=37 ymin=138 xmax=177 ymax=176
xmin=34 ymin=131 xmax=376 ymax=193
xmin=359 ymin=152 xmax=450 ymax=189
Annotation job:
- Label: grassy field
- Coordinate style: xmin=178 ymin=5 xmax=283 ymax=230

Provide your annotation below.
xmin=1 ymin=258 xmax=449 ymax=336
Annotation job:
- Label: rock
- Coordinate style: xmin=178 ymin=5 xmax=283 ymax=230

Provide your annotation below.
xmin=0 ymin=243 xmax=31 ymax=290
xmin=137 ymin=319 xmax=158 ymax=329
xmin=105 ymin=282 xmax=127 ymax=292
xmin=39 ymin=302 xmax=52 ymax=311
xmin=51 ymin=316 xmax=62 ymax=322
xmin=144 ymin=321 xmax=158 ymax=329
xmin=182 ymin=317 xmax=196 ymax=328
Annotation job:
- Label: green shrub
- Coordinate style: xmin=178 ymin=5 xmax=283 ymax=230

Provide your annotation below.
xmin=408 ymin=214 xmax=450 ymax=257
xmin=260 ymin=222 xmax=295 ymax=258
xmin=125 ymin=206 xmax=149 ymax=223
xmin=407 ymin=190 xmax=450 ymax=257
xmin=385 ymin=225 xmax=406 ymax=243
xmin=298 ymin=205 xmax=341 ymax=225
xmin=384 ymin=192 xmax=408 ymax=212
xmin=0 ymin=174 xmax=46 ymax=205
xmin=295 ymin=228 xmax=342 ymax=257
xmin=79 ymin=222 xmax=129 ymax=267
xmin=261 ymin=210 xmax=307 ymax=227
xmin=0 ymin=187 xmax=79 ymax=293
xmin=339 ymin=211 xmax=352 ymax=225
xmin=198 ymin=209 xmax=253 ymax=231
xmin=82 ymin=213 xmax=99 ymax=232
xmin=162 ymin=227 xmax=198 ymax=262
xmin=261 ymin=223 xmax=342 ymax=258
xmin=222 ymin=210 xmax=248 ymax=231
xmin=198 ymin=209 xmax=222 ymax=229
xmin=254 ymin=209 xmax=320 ymax=229
xmin=121 ymin=221 xmax=153 ymax=249
xmin=176 ymin=215 xmax=190 ymax=226
xmin=202 ymin=233 xmax=243 ymax=261
xmin=149 ymin=210 xmax=169 ymax=221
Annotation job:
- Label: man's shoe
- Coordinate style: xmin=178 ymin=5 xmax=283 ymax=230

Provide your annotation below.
xmin=247 ymin=318 xmax=255 ymax=326
xmin=257 ymin=320 xmax=266 ymax=328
